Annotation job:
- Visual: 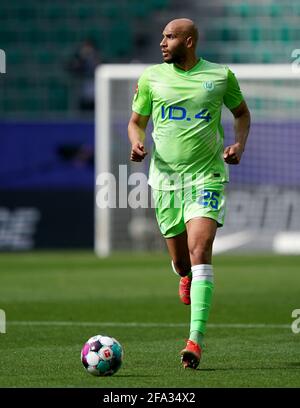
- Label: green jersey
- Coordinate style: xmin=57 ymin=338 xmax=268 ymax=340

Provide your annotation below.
xmin=132 ymin=58 xmax=244 ymax=190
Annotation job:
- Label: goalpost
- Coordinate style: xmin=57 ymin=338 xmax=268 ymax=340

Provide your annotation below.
xmin=95 ymin=64 xmax=300 ymax=256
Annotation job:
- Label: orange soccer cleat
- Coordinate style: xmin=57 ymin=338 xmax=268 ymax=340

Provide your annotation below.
xmin=179 ymin=276 xmax=192 ymax=305
xmin=180 ymin=339 xmax=202 ymax=369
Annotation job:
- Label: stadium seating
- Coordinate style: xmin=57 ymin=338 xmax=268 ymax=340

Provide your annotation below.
xmin=0 ymin=0 xmax=299 ymax=116
xmin=198 ymin=1 xmax=299 ymax=64
xmin=0 ymin=0 xmax=170 ymax=115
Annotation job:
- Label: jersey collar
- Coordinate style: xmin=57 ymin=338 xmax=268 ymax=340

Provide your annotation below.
xmin=172 ymin=58 xmax=204 ymax=76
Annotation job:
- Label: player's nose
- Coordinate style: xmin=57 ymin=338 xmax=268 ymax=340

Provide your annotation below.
xmin=160 ymin=38 xmax=167 ymax=47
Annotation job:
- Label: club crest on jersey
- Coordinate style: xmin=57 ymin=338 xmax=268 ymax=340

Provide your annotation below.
xmin=203 ymin=81 xmax=214 ymax=91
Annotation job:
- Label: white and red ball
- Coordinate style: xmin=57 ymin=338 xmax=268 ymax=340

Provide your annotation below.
xmin=81 ymin=335 xmax=123 ymax=376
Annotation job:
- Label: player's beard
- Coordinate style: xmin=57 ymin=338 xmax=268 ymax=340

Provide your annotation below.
xmin=163 ymin=44 xmax=188 ymax=65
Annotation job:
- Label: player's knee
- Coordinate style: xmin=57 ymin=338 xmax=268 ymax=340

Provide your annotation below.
xmin=172 ymin=259 xmax=191 ymax=277
xmin=189 ymin=238 xmax=214 ymax=263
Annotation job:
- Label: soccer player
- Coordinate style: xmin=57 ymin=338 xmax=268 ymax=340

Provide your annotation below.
xmin=128 ymin=18 xmax=251 ymax=369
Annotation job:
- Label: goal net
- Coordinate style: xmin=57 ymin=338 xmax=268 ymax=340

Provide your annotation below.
xmin=95 ymin=64 xmax=300 ymax=256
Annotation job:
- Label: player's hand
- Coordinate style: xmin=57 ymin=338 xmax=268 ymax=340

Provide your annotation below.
xmin=130 ymin=142 xmax=148 ymax=162
xmin=223 ymin=143 xmax=244 ymax=165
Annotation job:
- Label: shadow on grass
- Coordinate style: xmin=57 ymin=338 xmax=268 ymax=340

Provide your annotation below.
xmin=285 ymin=362 xmax=300 ymax=367
xmin=113 ymin=375 xmax=160 ymax=378
xmin=200 ymin=363 xmax=300 ymax=372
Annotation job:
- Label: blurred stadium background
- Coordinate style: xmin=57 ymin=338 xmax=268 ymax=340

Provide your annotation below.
xmin=0 ymin=0 xmax=299 ymax=254
xmin=1 ymin=0 xmax=300 ymax=389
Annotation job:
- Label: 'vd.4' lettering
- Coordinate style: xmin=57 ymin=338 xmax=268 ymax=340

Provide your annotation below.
xmin=161 ymin=105 xmax=212 ymax=122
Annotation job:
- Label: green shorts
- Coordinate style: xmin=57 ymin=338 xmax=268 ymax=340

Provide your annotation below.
xmin=152 ymin=184 xmax=226 ymax=238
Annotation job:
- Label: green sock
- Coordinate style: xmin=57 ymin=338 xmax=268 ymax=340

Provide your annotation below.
xmin=189 ymin=330 xmax=205 ymax=348
xmin=189 ymin=265 xmax=214 ymax=348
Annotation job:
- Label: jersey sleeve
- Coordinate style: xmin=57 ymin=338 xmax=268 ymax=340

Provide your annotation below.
xmin=132 ymin=69 xmax=152 ymax=116
xmin=223 ymin=68 xmax=244 ymax=110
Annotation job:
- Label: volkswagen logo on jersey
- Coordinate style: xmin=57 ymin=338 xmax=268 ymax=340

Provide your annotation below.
xmin=203 ymin=81 xmax=215 ymax=91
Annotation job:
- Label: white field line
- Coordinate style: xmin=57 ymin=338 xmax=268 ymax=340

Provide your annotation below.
xmin=7 ymin=321 xmax=290 ymax=329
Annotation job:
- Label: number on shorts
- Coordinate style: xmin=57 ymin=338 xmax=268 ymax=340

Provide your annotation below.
xmin=200 ymin=190 xmax=220 ymax=210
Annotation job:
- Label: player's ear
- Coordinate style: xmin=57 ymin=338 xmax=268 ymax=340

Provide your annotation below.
xmin=186 ymin=36 xmax=193 ymax=48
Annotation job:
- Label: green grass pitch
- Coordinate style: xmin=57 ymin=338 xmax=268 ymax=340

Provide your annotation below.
xmin=0 ymin=251 xmax=299 ymax=388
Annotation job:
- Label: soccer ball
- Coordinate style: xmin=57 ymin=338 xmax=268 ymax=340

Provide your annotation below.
xmin=81 ymin=334 xmax=123 ymax=376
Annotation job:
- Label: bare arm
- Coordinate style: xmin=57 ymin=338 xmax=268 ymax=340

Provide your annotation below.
xmin=223 ymin=100 xmax=251 ymax=165
xmin=128 ymin=112 xmax=150 ymax=162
